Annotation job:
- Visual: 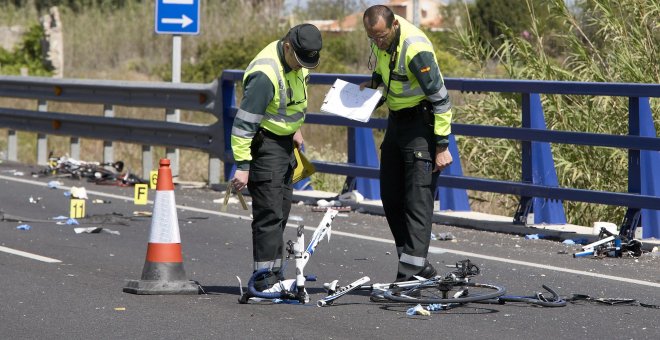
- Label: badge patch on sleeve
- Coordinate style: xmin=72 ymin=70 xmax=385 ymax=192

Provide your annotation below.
xmin=420 ymin=66 xmax=431 ymax=73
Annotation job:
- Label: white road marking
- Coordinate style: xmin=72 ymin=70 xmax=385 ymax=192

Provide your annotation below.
xmin=0 ymin=246 xmax=61 ymax=263
xmin=2 ymin=174 xmax=659 ymax=287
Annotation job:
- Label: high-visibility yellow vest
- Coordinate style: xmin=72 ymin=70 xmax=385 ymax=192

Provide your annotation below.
xmin=375 ymin=15 xmax=437 ymax=111
xmin=243 ymin=41 xmax=308 ymax=135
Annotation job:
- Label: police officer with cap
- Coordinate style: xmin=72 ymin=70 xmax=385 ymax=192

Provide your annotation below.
xmin=230 ymin=24 xmax=322 ymax=291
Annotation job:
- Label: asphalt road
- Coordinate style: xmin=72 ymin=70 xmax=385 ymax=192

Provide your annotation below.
xmin=1 ymin=161 xmax=659 ymax=339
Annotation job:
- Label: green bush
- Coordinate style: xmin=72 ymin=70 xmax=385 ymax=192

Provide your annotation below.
xmin=176 ymin=34 xmax=281 ymax=83
xmin=0 ymin=23 xmax=53 ymax=76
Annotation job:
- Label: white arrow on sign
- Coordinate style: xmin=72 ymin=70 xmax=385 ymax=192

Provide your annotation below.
xmin=163 ymin=0 xmax=193 ymax=4
xmin=161 ymin=15 xmax=193 ymax=28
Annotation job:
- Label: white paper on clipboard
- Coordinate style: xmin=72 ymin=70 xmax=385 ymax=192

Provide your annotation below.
xmin=320 ymin=79 xmax=382 ymax=123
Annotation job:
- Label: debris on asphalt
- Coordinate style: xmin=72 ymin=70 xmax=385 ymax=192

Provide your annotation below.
xmin=28 ymin=196 xmax=41 ymax=204
xmin=289 ymin=215 xmax=304 ymax=222
xmin=338 ymin=190 xmax=364 ymax=205
xmin=592 ymin=221 xmax=617 ymax=235
xmin=69 ymin=186 xmax=88 ymax=199
xmin=47 ymin=180 xmax=63 ymax=188
xmin=74 ymin=227 xmax=120 ymax=235
xmin=432 ymin=232 xmax=455 ymax=241
xmin=312 ymin=206 xmax=351 ymax=212
xmin=316 ymin=199 xmax=342 ymax=208
xmin=407 ymin=304 xmax=430 ymax=316
xmin=133 ymin=211 xmax=152 ymax=217
xmin=16 ymin=224 xmax=31 ymax=230
xmin=426 ymin=304 xmax=445 ymax=311
xmin=92 ymin=199 xmax=111 ymax=204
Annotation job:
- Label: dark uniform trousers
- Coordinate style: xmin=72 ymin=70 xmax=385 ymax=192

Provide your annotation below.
xmin=247 ymin=129 xmax=296 ymax=289
xmin=380 ymin=103 xmax=439 ymax=281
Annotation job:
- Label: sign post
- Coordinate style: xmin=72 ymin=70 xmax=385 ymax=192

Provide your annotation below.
xmin=155 ymin=0 xmax=201 ymax=177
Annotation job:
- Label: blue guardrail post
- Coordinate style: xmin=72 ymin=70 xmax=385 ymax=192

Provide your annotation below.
xmin=436 ymin=134 xmax=470 ymax=211
xmin=637 ymin=98 xmax=660 ymax=238
xmin=222 ymin=79 xmax=236 ymax=181
xmin=530 ymin=93 xmax=566 ymax=224
xmin=353 ymin=127 xmax=380 ymax=199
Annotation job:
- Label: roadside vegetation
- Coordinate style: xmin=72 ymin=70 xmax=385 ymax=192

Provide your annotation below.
xmin=0 ymin=0 xmax=658 ymax=227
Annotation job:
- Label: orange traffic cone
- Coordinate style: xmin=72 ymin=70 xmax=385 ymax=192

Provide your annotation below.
xmin=123 ymin=159 xmax=199 ymax=295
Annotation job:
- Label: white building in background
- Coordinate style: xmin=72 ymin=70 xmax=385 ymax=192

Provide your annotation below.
xmin=308 ymin=0 xmax=448 ymax=34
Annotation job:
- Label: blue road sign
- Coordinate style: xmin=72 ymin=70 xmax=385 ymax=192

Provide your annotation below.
xmin=155 ymin=0 xmax=201 ymax=35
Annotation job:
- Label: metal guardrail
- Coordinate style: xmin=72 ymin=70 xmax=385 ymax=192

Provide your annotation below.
xmin=1 ymin=72 xmax=659 ymax=238
xmin=0 ymin=75 xmax=224 ymax=180
xmin=219 ymin=70 xmax=660 ymax=239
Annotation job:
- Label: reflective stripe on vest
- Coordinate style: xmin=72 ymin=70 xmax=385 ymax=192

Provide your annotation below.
xmin=245 ymin=57 xmax=287 ymax=116
xmin=243 ymin=41 xmax=307 ymax=135
xmin=377 ymin=15 xmax=436 ymax=111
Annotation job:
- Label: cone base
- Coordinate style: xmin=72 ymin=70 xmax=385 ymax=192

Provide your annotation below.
xmin=123 ymin=279 xmax=200 ymax=295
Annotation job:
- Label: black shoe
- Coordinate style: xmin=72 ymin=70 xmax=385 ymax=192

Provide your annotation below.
xmin=394 ymin=262 xmax=438 ymax=283
xmin=417 ymin=262 xmax=437 ymax=279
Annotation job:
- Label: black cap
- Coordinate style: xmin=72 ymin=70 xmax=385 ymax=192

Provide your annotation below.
xmin=289 ymin=24 xmax=322 ymax=69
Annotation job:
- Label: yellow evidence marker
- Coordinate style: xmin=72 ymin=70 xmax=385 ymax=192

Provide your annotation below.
xmin=70 ymin=199 xmax=86 ymax=219
xmin=134 ymin=184 xmax=149 ymax=205
xmin=149 ymin=170 xmax=158 ymax=190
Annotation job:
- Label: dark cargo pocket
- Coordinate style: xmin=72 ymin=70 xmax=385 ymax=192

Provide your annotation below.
xmin=249 ymin=170 xmax=273 ymax=183
xmin=411 ymin=150 xmax=432 ymax=186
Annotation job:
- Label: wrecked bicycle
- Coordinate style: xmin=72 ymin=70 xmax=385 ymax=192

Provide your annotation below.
xmin=238 ymin=208 xmax=338 ymax=304
xmin=319 ymin=259 xmax=565 ymax=309
xmin=39 ymin=155 xmax=147 ymax=186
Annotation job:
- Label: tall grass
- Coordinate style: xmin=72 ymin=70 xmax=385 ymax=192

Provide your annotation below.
xmin=452 ymin=0 xmax=659 ymax=226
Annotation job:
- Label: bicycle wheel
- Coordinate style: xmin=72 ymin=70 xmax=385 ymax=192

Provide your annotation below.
xmin=384 ymin=281 xmax=506 ymax=304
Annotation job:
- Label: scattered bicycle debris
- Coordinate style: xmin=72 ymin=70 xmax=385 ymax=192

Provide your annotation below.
xmin=432 ymin=232 xmax=455 ymax=241
xmin=47 ymin=180 xmax=63 ymax=189
xmin=74 ymin=227 xmax=120 ymax=235
xmin=573 ymin=227 xmax=644 ymax=258
xmin=407 ymin=304 xmax=430 ymax=316
xmin=35 ymin=154 xmax=147 ymax=187
xmin=68 ymin=187 xmax=88 ymax=199
xmin=567 ymin=294 xmax=660 ymax=309
xmin=312 ymin=206 xmax=351 ymax=212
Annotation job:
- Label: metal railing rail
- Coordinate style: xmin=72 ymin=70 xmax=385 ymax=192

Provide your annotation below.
xmin=0 ymin=75 xmax=224 ymax=180
xmin=1 ymin=71 xmax=659 ymax=238
xmin=220 ymin=70 xmax=660 ymax=238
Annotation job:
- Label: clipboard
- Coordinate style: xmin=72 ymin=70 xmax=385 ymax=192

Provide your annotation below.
xmin=293 ymin=148 xmax=315 ymax=184
xmin=320 ymin=79 xmax=382 ymax=123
